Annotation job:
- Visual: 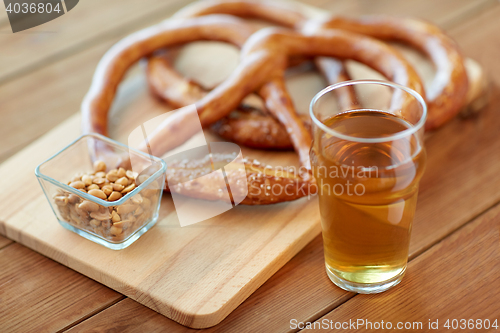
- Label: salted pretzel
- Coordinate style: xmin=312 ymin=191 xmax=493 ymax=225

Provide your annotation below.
xmin=163 ymin=0 xmax=468 ymax=131
xmin=304 ymin=16 xmax=469 ymax=129
xmin=150 ymin=0 xmax=354 ymax=150
xmin=82 ymin=13 xmax=426 ymax=204
xmin=147 ymin=53 xmax=345 ymax=150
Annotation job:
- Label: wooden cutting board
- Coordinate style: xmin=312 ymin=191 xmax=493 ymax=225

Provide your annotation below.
xmin=0 ymin=1 xmax=487 ymax=329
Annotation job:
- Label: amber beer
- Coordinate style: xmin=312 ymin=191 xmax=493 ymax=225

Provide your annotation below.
xmin=310 ymin=81 xmax=427 ymax=293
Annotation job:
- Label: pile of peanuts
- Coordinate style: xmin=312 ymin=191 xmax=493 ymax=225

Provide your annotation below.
xmin=53 ymin=160 xmax=159 ymax=242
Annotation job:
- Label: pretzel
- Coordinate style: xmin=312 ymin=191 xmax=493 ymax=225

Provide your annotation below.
xmin=148 ymin=3 xmax=356 ymax=150
xmin=168 ymin=0 xmax=469 ymax=130
xmin=305 ymin=16 xmax=469 ymax=129
xmin=82 ymin=14 xmax=425 ymax=204
xmin=146 ymin=50 xmax=305 ymax=150
xmin=146 ymin=54 xmax=349 ymax=150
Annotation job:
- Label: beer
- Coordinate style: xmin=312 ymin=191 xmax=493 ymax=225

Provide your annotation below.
xmin=310 ymin=110 xmax=426 ymax=287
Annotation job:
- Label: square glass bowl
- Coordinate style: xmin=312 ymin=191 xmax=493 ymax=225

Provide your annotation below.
xmin=35 ymin=133 xmax=167 ymax=250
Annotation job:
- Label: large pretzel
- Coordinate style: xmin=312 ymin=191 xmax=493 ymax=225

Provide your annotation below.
xmin=149 ymin=0 xmax=353 ymax=150
xmin=82 ymin=13 xmax=425 ymax=204
xmin=156 ymin=0 xmax=468 ymax=131
xmin=147 ymin=52 xmax=345 ymax=150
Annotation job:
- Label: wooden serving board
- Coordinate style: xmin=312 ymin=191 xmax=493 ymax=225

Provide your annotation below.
xmin=0 ymin=1 xmax=487 ymax=329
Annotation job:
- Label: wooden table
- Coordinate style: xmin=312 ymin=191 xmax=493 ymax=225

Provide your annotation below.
xmin=1 ymin=0 xmax=499 ymax=332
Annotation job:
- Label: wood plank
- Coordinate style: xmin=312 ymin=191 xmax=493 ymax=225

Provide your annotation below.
xmin=316 ymin=0 xmax=497 ymax=29
xmin=0 ymin=42 xmax=114 ymax=163
xmin=2 ymin=0 xmax=490 ymax=85
xmin=0 ymin=108 xmax=321 ymax=327
xmin=66 ymin=236 xmax=354 ymax=333
xmin=0 ymin=234 xmax=12 ymax=249
xmin=0 ymin=0 xmax=197 ymax=84
xmin=0 ymin=243 xmax=123 ymax=333
xmin=408 ymin=4 xmax=500 ymax=256
xmin=311 ymin=202 xmax=500 ymax=331
xmin=448 ymin=5 xmax=500 ymax=85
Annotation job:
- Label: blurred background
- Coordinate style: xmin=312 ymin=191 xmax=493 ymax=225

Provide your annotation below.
xmin=0 ymin=0 xmax=498 ymax=165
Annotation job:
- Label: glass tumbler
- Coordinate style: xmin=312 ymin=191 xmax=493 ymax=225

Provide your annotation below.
xmin=309 ymin=80 xmax=427 ymax=293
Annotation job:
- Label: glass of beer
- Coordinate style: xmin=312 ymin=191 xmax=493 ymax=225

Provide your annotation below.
xmin=309 ymin=80 xmax=427 ymax=293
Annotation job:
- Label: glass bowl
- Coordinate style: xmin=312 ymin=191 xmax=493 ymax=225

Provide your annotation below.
xmin=35 ymin=133 xmax=167 ymax=250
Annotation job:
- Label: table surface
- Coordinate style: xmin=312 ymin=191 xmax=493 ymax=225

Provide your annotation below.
xmin=1 ymin=0 xmax=500 ymax=332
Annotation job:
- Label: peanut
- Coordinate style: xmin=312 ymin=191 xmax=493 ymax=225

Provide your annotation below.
xmin=90 ymin=210 xmax=111 ymax=221
xmin=57 ymin=165 xmax=154 ymax=242
xmin=112 ymin=183 xmax=124 ymax=192
xmin=134 ymin=206 xmax=144 ymax=216
xmin=117 ymin=167 xmax=126 ymax=178
xmin=137 ymin=174 xmax=149 ymax=185
xmin=102 ymin=185 xmax=113 ymax=196
xmin=69 ymin=181 xmax=85 ymax=189
xmin=141 ymin=197 xmax=151 ymax=209
xmin=110 ymin=225 xmax=123 ymax=236
xmin=82 ymin=175 xmax=93 ymax=186
xmin=126 ymin=170 xmax=137 ymax=180
xmin=121 ymin=184 xmax=135 ymax=194
xmin=68 ymin=194 xmax=80 ymax=204
xmin=117 ymin=204 xmax=136 ymax=215
xmin=131 ymin=194 xmax=143 ymax=205
xmin=71 ymin=174 xmax=82 ymax=182
xmin=88 ymin=189 xmax=107 ymax=200
xmin=102 ymin=220 xmax=112 ymax=229
xmin=94 ymin=160 xmax=106 ymax=173
xmin=111 ymin=211 xmax=121 ymax=223
xmin=93 ymin=177 xmax=106 ymax=185
xmin=54 ymin=196 xmax=68 ymax=206
xmin=78 ymin=200 xmax=99 ymax=212
xmin=106 ymin=170 xmax=119 ymax=182
xmin=95 ymin=171 xmax=106 ymax=178
xmin=115 ymin=177 xmax=129 ymax=187
xmin=75 ymin=204 xmax=89 ymax=219
xmin=90 ymin=219 xmax=101 ymax=227
xmin=108 ymin=191 xmax=122 ymax=201
xmin=87 ymin=184 xmax=99 ymax=191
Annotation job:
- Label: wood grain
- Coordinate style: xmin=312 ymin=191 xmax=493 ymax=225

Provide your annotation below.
xmin=0 ymin=243 xmax=122 ymax=333
xmin=311 ymin=202 xmax=500 ymax=332
xmin=0 ymin=42 xmax=114 ymax=163
xmin=0 ymin=0 xmax=197 ymax=84
xmin=0 ymin=113 xmax=321 ymax=329
xmin=0 ymin=234 xmax=12 ymax=249
xmin=317 ymin=0 xmax=497 ymax=29
xmin=1 ymin=0 xmax=490 ymax=84
xmin=0 ymin=0 xmax=496 ymax=332
xmin=67 ymin=236 xmax=354 ymax=333
xmin=62 ymin=89 xmax=500 ymax=332
xmin=448 ymin=5 xmax=500 ymax=85
xmin=61 ymin=3 xmax=500 ymax=332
